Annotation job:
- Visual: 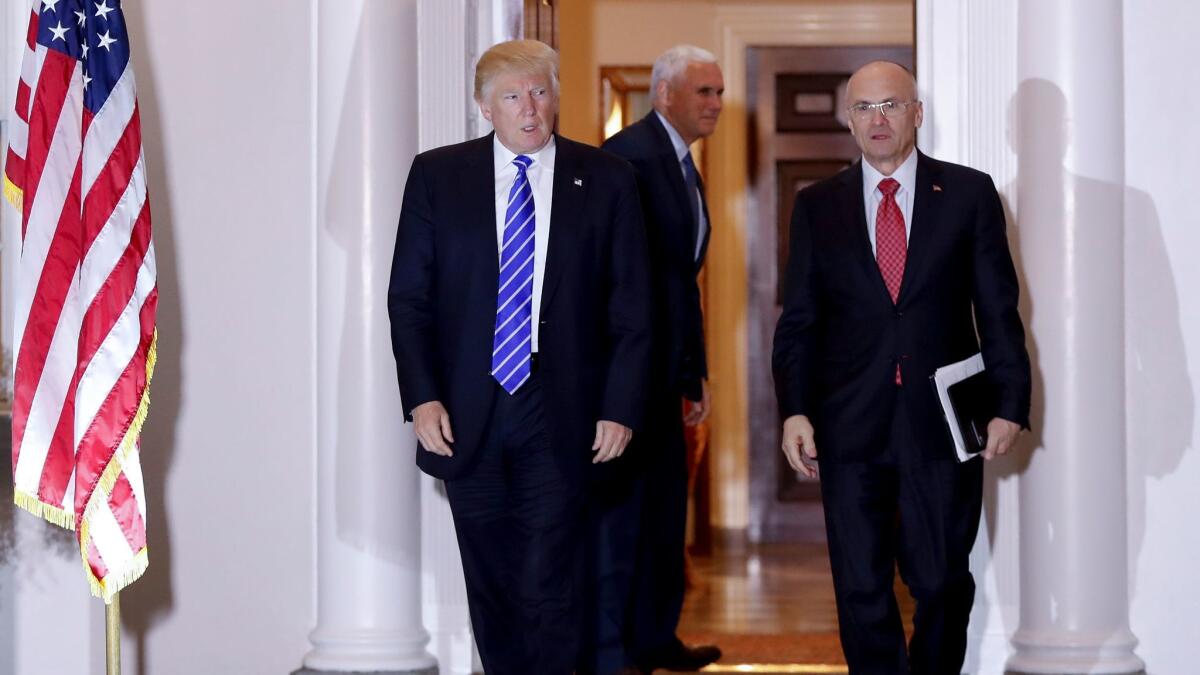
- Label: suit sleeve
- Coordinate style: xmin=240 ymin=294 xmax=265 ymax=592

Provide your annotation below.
xmin=680 ymin=262 xmax=708 ymax=401
xmin=600 ymin=166 xmax=653 ymax=429
xmin=971 ymin=177 xmax=1032 ymax=429
xmin=772 ymin=191 xmax=818 ymax=419
xmin=387 ymin=156 xmax=441 ymax=421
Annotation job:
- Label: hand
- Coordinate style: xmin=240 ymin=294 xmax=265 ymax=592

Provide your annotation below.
xmin=592 ymin=420 xmax=633 ymax=464
xmin=981 ymin=417 xmax=1021 ymax=460
xmin=683 ymin=380 xmax=711 ymax=426
xmin=781 ymin=414 xmax=819 ymax=478
xmin=412 ymin=401 xmax=454 ymax=457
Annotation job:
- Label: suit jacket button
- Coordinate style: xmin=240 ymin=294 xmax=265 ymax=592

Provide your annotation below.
xmin=895 ymin=310 xmax=903 ymax=317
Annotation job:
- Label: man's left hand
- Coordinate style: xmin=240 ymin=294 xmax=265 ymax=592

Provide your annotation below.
xmin=683 ymin=380 xmax=711 ymax=426
xmin=593 ymin=420 xmax=633 ymax=463
xmin=982 ymin=417 xmax=1022 ymax=460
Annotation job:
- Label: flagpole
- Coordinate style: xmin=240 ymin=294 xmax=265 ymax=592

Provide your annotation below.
xmin=106 ymin=591 xmax=121 ymax=675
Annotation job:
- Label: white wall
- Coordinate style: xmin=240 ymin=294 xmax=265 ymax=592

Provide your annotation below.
xmin=1124 ymin=1 xmax=1200 ymax=673
xmin=118 ymin=1 xmax=318 ymax=672
xmin=6 ymin=0 xmax=319 ymax=672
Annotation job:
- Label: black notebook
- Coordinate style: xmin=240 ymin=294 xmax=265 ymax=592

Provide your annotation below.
xmin=931 ymin=353 xmax=995 ymax=462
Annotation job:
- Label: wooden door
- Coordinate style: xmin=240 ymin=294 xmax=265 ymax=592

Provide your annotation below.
xmin=524 ymin=0 xmax=557 ymax=48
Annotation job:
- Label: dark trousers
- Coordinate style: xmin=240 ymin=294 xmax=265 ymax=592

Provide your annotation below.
xmin=581 ymin=390 xmax=688 ymax=673
xmin=819 ymin=395 xmax=983 ymax=675
xmin=444 ymin=376 xmax=584 ymax=675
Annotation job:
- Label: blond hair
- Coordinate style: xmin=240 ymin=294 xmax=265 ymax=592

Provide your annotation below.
xmin=474 ymin=39 xmax=560 ymax=100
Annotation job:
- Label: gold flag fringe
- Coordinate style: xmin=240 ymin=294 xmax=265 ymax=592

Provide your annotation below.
xmin=79 ymin=329 xmax=158 ymax=603
xmin=3 ymin=174 xmax=22 ymax=212
xmin=13 ymin=490 xmax=76 ymax=530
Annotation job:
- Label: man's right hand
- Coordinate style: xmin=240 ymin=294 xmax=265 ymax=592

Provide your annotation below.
xmin=413 ymin=401 xmax=454 ymax=457
xmin=781 ymin=414 xmax=818 ymax=478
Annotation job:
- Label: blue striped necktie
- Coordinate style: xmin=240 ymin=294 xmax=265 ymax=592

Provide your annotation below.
xmin=491 ymin=154 xmax=536 ymax=394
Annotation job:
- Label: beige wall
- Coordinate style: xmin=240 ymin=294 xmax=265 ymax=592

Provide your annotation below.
xmin=561 ymin=0 xmax=719 ymax=146
xmin=561 ymin=0 xmax=913 ymax=529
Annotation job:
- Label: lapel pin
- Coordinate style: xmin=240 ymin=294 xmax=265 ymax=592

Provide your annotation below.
xmin=932 ymin=184 xmax=943 ymax=192
xmin=574 ymin=178 xmax=583 ymax=187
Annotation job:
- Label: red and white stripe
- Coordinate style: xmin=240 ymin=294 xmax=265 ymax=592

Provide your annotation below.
xmin=7 ymin=1 xmax=156 ymax=602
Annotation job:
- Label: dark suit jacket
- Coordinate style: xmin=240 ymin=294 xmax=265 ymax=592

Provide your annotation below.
xmin=388 ymin=133 xmax=652 ymax=483
xmin=772 ymin=152 xmax=1031 ymax=463
xmin=602 ymin=112 xmax=710 ymax=401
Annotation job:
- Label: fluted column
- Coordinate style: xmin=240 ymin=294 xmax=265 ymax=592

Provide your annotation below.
xmin=299 ymin=0 xmax=435 ymax=673
xmin=1007 ymin=1 xmax=1143 ymax=672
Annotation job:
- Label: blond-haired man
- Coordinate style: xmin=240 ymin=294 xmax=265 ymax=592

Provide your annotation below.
xmin=389 ymin=40 xmax=651 ymax=672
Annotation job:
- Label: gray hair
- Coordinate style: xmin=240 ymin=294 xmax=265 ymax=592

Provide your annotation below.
xmin=650 ymin=45 xmax=718 ymax=98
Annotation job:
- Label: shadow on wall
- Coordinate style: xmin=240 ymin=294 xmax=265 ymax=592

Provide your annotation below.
xmin=114 ymin=4 xmax=185 ymax=675
xmin=962 ymin=80 xmax=1049 ymax=675
xmin=326 ymin=0 xmax=415 ymax=569
xmin=967 ymin=77 xmax=1191 ymax=675
xmin=1122 ymin=135 xmax=1193 ymax=633
xmin=2 ymin=416 xmax=14 ymax=675
xmin=2 ymin=417 xmax=14 ymax=566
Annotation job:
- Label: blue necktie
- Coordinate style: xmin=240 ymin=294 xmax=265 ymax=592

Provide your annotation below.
xmin=491 ymin=155 xmax=536 ymax=394
xmin=681 ymin=152 xmax=702 ymax=257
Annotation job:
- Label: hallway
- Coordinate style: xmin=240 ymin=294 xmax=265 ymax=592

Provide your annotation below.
xmin=678 ymin=537 xmax=914 ymax=673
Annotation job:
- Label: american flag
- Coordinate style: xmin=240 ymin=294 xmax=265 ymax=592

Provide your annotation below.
xmin=5 ymin=0 xmax=156 ymax=602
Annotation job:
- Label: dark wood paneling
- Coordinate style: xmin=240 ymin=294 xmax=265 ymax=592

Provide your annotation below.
xmin=524 ymin=0 xmax=557 ymax=49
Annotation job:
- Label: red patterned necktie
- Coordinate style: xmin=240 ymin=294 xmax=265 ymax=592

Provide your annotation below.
xmin=875 ymin=177 xmax=906 ymax=384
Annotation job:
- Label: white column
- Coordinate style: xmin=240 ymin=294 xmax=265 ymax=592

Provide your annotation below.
xmin=412 ymin=4 xmax=478 ymax=673
xmin=300 ymin=0 xmax=435 ymax=672
xmin=1007 ymin=1 xmax=1143 ymax=672
xmin=917 ymin=2 xmax=1023 ymax=670
xmin=413 ymin=3 xmax=518 ymax=671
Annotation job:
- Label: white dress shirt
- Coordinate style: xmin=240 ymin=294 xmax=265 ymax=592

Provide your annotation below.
xmin=861 ymin=149 xmax=918 ymax=254
xmin=655 ymin=111 xmax=707 ymax=261
xmin=493 ymin=135 xmax=555 ymax=352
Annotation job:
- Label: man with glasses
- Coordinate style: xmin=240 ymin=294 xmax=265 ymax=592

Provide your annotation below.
xmin=772 ymin=61 xmax=1030 ymax=673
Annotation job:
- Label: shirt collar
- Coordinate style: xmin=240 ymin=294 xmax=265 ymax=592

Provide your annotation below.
xmin=493 ymin=134 xmax=556 ymax=174
xmin=861 ymin=148 xmax=918 ymax=196
xmin=654 ymin=111 xmax=691 ymax=163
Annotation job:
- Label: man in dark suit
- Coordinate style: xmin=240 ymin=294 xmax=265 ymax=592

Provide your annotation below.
xmin=772 ymin=61 xmax=1031 ymax=674
xmin=584 ymin=45 xmax=724 ymax=674
xmin=388 ymin=40 xmax=651 ymax=674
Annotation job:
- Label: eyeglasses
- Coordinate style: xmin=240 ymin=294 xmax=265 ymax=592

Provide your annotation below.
xmin=847 ymin=100 xmax=919 ymax=120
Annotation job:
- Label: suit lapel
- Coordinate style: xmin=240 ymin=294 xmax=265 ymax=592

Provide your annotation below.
xmin=897 ymin=152 xmax=943 ymax=304
xmin=540 ymin=136 xmax=586 ymax=318
xmin=841 ymin=162 xmax=894 ymax=304
xmin=646 ymin=113 xmax=701 ymax=261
